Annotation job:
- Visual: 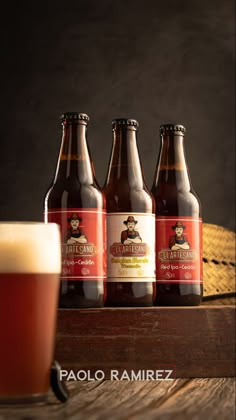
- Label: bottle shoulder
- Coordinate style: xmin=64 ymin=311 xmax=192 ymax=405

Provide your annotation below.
xmin=45 ymin=181 xmax=105 ymax=209
xmin=152 ymin=184 xmax=200 ymax=199
xmin=104 ymin=184 xmax=155 ymax=213
xmin=152 ymin=188 xmax=201 ymax=217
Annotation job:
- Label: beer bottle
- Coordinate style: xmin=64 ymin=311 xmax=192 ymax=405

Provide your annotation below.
xmin=151 ymin=124 xmax=203 ymax=306
xmin=44 ymin=112 xmax=106 ymax=308
xmin=104 ymin=118 xmax=156 ymax=306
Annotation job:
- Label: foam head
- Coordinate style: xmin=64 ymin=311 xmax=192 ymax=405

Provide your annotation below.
xmin=0 ymin=223 xmax=61 ymax=273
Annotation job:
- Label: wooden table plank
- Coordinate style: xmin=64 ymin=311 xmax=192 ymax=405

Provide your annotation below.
xmin=0 ymin=379 xmax=235 ymax=420
xmin=65 ymin=379 xmax=188 ymax=419
xmin=130 ymin=378 xmax=236 ymax=420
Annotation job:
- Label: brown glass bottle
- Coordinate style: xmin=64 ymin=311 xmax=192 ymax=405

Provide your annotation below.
xmin=44 ymin=112 xmax=106 ymax=308
xmin=104 ymin=118 xmax=156 ymax=307
xmin=151 ymin=124 xmax=203 ymax=306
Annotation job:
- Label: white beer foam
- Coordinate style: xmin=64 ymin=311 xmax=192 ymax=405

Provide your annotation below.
xmin=0 ymin=223 xmax=61 ymax=273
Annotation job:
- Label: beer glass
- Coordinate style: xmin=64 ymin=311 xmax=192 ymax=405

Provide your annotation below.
xmin=0 ymin=222 xmax=61 ymax=404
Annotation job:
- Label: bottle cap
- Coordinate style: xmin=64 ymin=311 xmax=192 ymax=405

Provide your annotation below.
xmin=112 ymin=118 xmax=139 ymax=129
xmin=61 ymin=112 xmax=89 ymax=124
xmin=160 ymin=124 xmax=186 ymax=135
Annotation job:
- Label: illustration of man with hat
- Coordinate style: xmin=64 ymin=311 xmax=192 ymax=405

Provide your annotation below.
xmin=121 ymin=216 xmax=142 ymax=244
xmin=66 ymin=213 xmax=87 ymax=244
xmin=169 ymin=221 xmax=190 ymax=250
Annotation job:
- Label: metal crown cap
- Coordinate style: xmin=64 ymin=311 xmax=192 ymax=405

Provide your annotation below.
xmin=160 ymin=124 xmax=186 ymax=135
xmin=112 ymin=118 xmax=139 ymax=129
xmin=61 ymin=112 xmax=90 ymax=123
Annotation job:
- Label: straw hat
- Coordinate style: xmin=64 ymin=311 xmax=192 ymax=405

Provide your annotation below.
xmin=203 ymin=223 xmax=235 ymax=302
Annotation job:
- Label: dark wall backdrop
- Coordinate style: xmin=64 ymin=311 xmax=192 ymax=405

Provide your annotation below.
xmin=0 ymin=0 xmax=235 ymax=230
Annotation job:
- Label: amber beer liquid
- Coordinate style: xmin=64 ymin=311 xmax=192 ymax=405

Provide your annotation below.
xmin=104 ymin=118 xmax=156 ymax=306
xmin=152 ymin=124 xmax=203 ymax=306
xmin=0 ymin=223 xmax=61 ymax=404
xmin=45 ymin=113 xmax=106 ymax=308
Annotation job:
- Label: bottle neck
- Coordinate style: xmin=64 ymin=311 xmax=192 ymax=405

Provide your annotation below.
xmin=54 ymin=122 xmax=94 ymax=184
xmin=153 ymin=134 xmax=191 ymax=190
xmin=105 ymin=127 xmax=144 ymax=189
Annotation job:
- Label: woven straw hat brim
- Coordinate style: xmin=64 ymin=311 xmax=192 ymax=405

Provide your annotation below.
xmin=203 ymin=223 xmax=235 ymax=297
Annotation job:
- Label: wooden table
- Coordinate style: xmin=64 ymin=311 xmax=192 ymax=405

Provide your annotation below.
xmin=1 ymin=302 xmax=235 ymax=419
xmin=0 ymin=378 xmax=235 ymax=419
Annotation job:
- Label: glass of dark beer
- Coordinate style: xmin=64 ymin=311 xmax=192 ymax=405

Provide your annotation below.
xmin=0 ymin=222 xmax=61 ymax=404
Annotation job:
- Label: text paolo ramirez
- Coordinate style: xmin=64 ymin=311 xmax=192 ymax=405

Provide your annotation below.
xmin=60 ymin=369 xmax=175 ymax=381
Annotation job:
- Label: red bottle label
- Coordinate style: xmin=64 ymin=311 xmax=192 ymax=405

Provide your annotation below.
xmin=46 ymin=209 xmax=106 ymax=281
xmin=156 ymin=217 xmax=202 ymax=284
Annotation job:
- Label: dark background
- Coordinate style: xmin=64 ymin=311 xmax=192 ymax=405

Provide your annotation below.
xmin=0 ymin=0 xmax=235 ymax=230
